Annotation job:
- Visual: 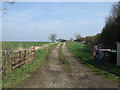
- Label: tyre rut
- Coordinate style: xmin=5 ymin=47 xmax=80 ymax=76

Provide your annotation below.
xmin=17 ymin=43 xmax=72 ymax=88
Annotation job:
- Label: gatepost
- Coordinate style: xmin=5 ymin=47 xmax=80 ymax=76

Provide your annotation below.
xmin=116 ymin=42 xmax=120 ymax=66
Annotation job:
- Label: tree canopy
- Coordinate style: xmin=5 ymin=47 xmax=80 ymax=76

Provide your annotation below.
xmin=100 ymin=1 xmax=120 ymax=48
xmin=76 ymin=2 xmax=120 ymax=49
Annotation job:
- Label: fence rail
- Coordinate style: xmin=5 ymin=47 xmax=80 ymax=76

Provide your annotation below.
xmin=2 ymin=47 xmax=35 ymax=73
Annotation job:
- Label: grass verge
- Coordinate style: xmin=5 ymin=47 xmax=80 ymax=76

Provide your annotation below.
xmin=2 ymin=43 xmax=58 ymax=88
xmin=58 ymin=43 xmax=71 ymax=73
xmin=66 ymin=42 xmax=120 ymax=83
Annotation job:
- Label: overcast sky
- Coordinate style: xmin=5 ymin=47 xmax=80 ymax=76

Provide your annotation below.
xmin=2 ymin=2 xmax=115 ymax=41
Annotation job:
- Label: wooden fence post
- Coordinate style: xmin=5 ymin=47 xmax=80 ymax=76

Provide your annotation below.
xmin=2 ymin=50 xmax=6 ymax=79
xmin=31 ymin=47 xmax=35 ymax=60
xmin=24 ymin=50 xmax=27 ymax=64
xmin=19 ymin=51 xmax=21 ymax=61
xmin=4 ymin=49 xmax=12 ymax=74
xmin=24 ymin=50 xmax=26 ymax=60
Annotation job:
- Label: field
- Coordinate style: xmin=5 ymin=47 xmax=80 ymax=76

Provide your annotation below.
xmin=66 ymin=42 xmax=120 ymax=83
xmin=2 ymin=42 xmax=50 ymax=50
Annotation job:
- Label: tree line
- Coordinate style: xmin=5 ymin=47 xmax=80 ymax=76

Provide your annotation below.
xmin=76 ymin=1 xmax=120 ymax=49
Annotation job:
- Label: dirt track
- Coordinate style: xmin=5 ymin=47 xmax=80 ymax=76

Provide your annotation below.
xmin=17 ymin=42 xmax=119 ymax=88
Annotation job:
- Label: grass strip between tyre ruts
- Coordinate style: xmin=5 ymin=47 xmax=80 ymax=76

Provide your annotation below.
xmin=58 ymin=43 xmax=71 ymax=73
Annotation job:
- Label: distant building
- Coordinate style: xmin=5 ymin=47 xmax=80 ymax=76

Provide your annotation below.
xmin=56 ymin=39 xmax=66 ymax=42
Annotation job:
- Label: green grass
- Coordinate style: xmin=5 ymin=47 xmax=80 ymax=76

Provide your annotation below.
xmin=58 ymin=43 xmax=71 ymax=73
xmin=66 ymin=42 xmax=120 ymax=83
xmin=2 ymin=41 xmax=50 ymax=50
xmin=2 ymin=43 xmax=58 ymax=88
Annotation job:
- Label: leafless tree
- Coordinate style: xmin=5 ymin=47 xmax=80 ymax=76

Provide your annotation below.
xmin=74 ymin=33 xmax=81 ymax=40
xmin=49 ymin=34 xmax=57 ymax=42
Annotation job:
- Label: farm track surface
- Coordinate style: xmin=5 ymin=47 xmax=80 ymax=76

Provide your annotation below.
xmin=17 ymin=42 xmax=119 ymax=88
xmin=34 ymin=43 xmax=56 ymax=50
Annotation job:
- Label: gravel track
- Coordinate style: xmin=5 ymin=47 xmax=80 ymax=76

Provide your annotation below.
xmin=17 ymin=42 xmax=119 ymax=88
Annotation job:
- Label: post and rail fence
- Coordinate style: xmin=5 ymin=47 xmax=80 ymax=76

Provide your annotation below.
xmin=1 ymin=47 xmax=35 ymax=75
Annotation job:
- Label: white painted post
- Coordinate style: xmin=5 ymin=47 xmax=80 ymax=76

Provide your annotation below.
xmin=117 ymin=42 xmax=120 ymax=66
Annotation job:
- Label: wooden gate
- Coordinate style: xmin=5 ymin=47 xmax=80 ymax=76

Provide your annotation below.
xmin=2 ymin=47 xmax=35 ymax=71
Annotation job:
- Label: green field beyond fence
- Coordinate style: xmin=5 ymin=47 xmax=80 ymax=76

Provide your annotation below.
xmin=67 ymin=42 xmax=120 ymax=83
xmin=2 ymin=42 xmax=50 ymax=50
